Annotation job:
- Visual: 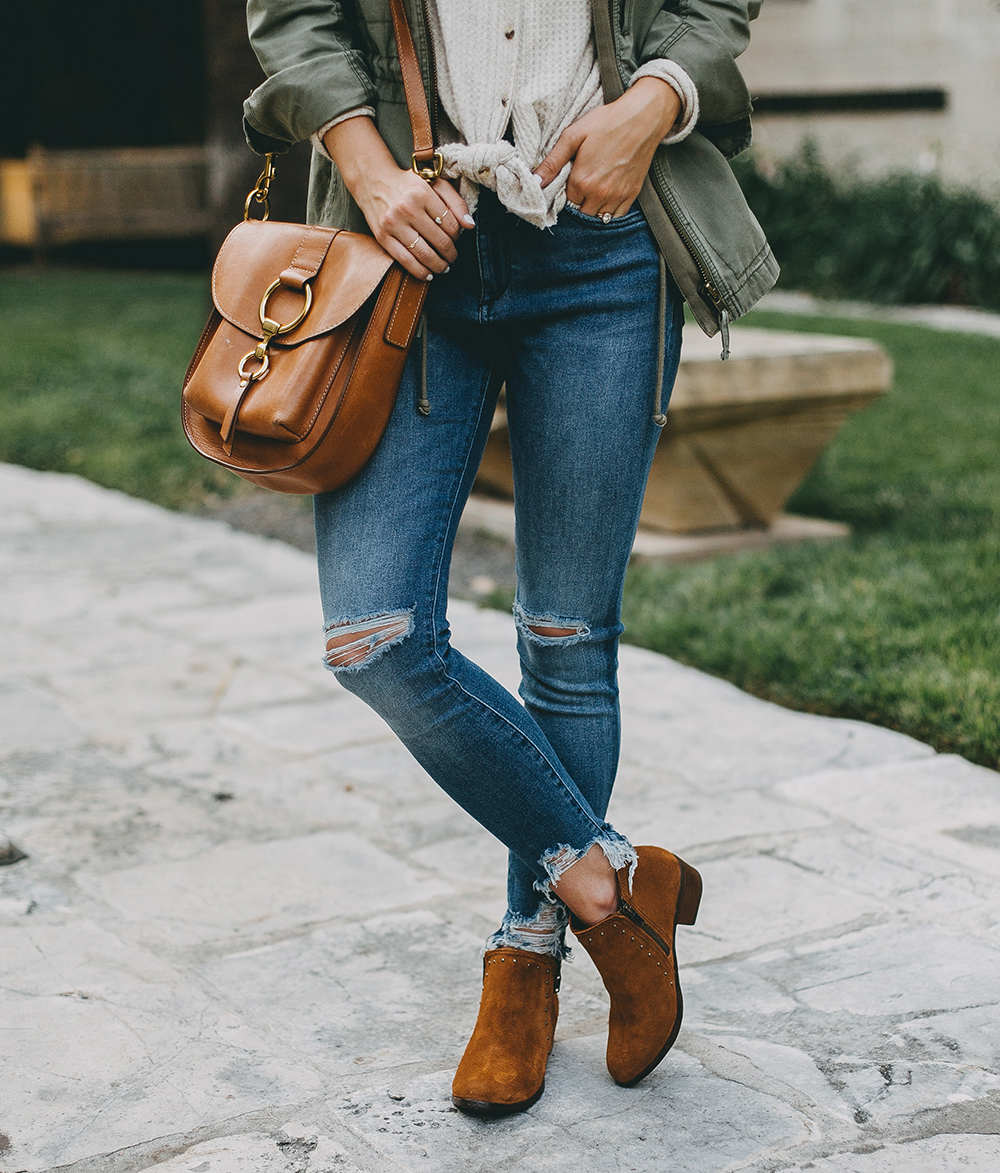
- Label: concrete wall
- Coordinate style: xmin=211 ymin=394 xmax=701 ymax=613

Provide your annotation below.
xmin=739 ymin=0 xmax=1000 ymax=193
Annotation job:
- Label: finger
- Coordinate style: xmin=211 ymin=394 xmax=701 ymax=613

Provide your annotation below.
xmin=421 ymin=187 xmax=462 ymax=244
xmin=565 ymin=169 xmax=602 ymax=213
xmin=579 ymin=191 xmax=608 ymax=218
xmin=380 ymin=232 xmax=434 ymax=282
xmin=411 ymin=235 xmax=451 ymax=274
xmin=384 ymin=204 xmax=455 ymax=267
xmin=534 ymin=126 xmax=582 ymax=188
xmin=413 ymin=213 xmax=459 ymax=264
xmin=400 ymin=230 xmax=450 ymax=275
xmin=431 ymin=179 xmax=475 ymax=231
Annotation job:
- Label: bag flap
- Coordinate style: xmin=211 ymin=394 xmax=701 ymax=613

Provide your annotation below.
xmin=212 ymin=220 xmax=395 ymax=344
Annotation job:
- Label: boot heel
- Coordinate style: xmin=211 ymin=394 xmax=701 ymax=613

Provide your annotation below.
xmin=676 ymin=859 xmax=702 ymax=925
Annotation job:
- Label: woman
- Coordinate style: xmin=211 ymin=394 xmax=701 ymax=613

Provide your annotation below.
xmin=244 ymin=0 xmax=776 ymax=1117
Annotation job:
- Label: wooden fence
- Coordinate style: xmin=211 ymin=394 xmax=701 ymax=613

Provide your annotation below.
xmin=0 ymin=145 xmax=210 ymax=256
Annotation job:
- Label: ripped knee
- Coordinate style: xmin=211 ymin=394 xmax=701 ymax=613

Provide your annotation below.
xmin=324 ymin=608 xmax=413 ymax=671
xmin=514 ymin=601 xmax=590 ymax=645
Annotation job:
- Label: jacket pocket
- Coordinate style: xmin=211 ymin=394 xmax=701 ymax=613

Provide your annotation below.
xmin=562 ymin=203 xmax=646 ymax=228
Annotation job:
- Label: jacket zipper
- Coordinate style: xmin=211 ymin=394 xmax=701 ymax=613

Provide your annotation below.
xmin=420 ymin=0 xmax=440 ymax=144
xmin=608 ymin=0 xmax=731 ymax=357
xmin=620 ymin=899 xmax=673 ymax=957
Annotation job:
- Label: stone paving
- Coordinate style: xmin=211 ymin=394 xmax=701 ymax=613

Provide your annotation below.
xmin=1 ymin=461 xmax=999 ymax=1173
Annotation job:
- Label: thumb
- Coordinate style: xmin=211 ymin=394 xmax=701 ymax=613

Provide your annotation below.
xmin=534 ymin=126 xmax=582 ymax=189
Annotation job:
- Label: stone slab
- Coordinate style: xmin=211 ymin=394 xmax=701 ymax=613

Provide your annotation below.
xmin=777 ymin=756 xmax=1000 ymax=881
xmin=0 ymin=679 xmax=88 ymax=754
xmin=333 ymin=1039 xmax=815 ymax=1173
xmin=782 ymin=1133 xmax=1000 ymax=1172
xmin=198 ymin=912 xmax=486 ymax=1080
xmin=134 ymin=1130 xmax=367 ymax=1173
xmin=79 ymin=831 xmax=455 ymax=948
xmin=678 ymin=854 xmax=885 ymax=964
xmin=0 ymin=921 xmax=327 ymax=1173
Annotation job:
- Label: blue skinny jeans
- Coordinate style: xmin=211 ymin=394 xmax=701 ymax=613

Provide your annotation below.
xmin=314 ymin=192 xmax=683 ymax=957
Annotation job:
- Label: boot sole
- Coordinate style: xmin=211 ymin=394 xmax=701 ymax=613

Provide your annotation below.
xmin=451 ymin=1081 xmax=545 ymax=1118
xmin=614 ymin=857 xmax=702 ymax=1088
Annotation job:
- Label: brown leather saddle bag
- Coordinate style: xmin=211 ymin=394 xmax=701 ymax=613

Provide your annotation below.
xmin=181 ymin=0 xmax=438 ymax=495
xmin=182 ymin=220 xmax=426 ymax=494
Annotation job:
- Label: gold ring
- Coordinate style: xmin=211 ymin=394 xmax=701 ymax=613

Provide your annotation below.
xmin=407 ymin=237 xmax=421 ymax=250
xmin=601 ymin=212 xmax=613 ymax=225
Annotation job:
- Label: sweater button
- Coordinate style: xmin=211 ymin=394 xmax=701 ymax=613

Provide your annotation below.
xmin=505 ymin=25 xmax=515 ymax=39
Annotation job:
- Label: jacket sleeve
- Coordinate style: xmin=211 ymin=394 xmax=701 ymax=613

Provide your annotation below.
xmin=243 ymin=0 xmax=377 ymax=154
xmin=638 ymin=1 xmax=761 ymax=158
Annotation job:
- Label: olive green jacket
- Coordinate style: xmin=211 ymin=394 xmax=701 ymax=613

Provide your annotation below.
xmin=244 ymin=0 xmax=778 ymax=336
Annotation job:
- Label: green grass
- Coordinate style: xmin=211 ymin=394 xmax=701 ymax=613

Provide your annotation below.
xmin=619 ymin=312 xmax=1000 ymax=769
xmin=0 ymin=269 xmax=239 ymax=510
xmin=1 ymin=272 xmax=998 ymax=766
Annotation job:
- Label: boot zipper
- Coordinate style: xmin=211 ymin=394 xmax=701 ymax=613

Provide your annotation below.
xmin=608 ymin=0 xmax=732 ymax=359
xmin=619 ymin=899 xmax=672 ymax=958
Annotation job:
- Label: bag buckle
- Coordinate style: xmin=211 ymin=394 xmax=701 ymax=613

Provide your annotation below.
xmin=244 ymin=153 xmax=276 ymax=222
xmin=411 ymin=151 xmax=444 ymax=182
xmin=237 ymin=278 xmax=314 ymax=385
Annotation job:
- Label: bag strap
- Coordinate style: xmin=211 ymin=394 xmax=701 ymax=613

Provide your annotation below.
xmin=387 ymin=0 xmax=441 ymax=179
xmin=279 ymin=225 xmax=337 ymax=290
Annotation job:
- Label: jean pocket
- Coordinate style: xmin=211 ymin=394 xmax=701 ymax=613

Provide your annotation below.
xmin=561 ymin=203 xmax=646 ymax=228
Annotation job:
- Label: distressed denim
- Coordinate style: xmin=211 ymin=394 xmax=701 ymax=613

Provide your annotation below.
xmin=314 ymin=192 xmax=683 ymax=956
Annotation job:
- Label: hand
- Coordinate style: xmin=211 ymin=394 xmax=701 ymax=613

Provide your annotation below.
xmin=534 ymin=78 xmax=681 ymax=219
xmin=323 ymin=116 xmax=474 ymax=280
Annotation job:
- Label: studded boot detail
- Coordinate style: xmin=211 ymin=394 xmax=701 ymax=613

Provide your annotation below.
xmin=574 ymin=845 xmax=702 ymax=1086
xmin=451 ymin=947 xmax=560 ymax=1117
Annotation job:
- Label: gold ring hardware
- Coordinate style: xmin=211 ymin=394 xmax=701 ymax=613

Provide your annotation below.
xmin=258 ymin=277 xmax=313 ymax=335
xmin=243 ymin=153 xmax=277 ymax=222
xmin=236 ymin=278 xmax=314 ymax=385
xmin=411 ymin=151 xmax=444 ymax=182
xmin=237 ymin=347 xmax=271 ymax=383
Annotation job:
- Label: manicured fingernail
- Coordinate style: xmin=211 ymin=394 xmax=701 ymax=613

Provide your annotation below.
xmin=424 ymin=273 xmax=434 ymax=281
xmin=462 ymin=215 xmax=475 ymax=227
xmin=443 ymin=265 xmax=451 ymax=273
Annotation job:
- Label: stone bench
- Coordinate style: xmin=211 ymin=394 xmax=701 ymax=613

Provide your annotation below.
xmin=473 ymin=324 xmax=891 ymax=548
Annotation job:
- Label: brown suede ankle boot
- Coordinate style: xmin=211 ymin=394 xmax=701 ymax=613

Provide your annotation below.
xmin=573 ymin=845 xmax=702 ymax=1087
xmin=451 ymin=947 xmax=560 ymax=1117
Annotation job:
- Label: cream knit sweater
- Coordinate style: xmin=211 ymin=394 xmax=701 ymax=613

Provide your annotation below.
xmin=315 ymin=0 xmax=698 ymax=228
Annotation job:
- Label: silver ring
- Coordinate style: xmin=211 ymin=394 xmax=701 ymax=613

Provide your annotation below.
xmin=434 ymin=215 xmax=444 ymax=225
xmin=601 ymin=212 xmax=613 ymax=225
xmin=407 ymin=237 xmax=421 ymax=250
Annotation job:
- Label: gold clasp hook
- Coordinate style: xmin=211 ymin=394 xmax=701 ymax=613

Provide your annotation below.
xmin=411 ymin=151 xmax=444 ymax=183
xmin=244 ymin=153 xmax=277 ymax=222
xmin=236 ymin=278 xmax=314 ymax=385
